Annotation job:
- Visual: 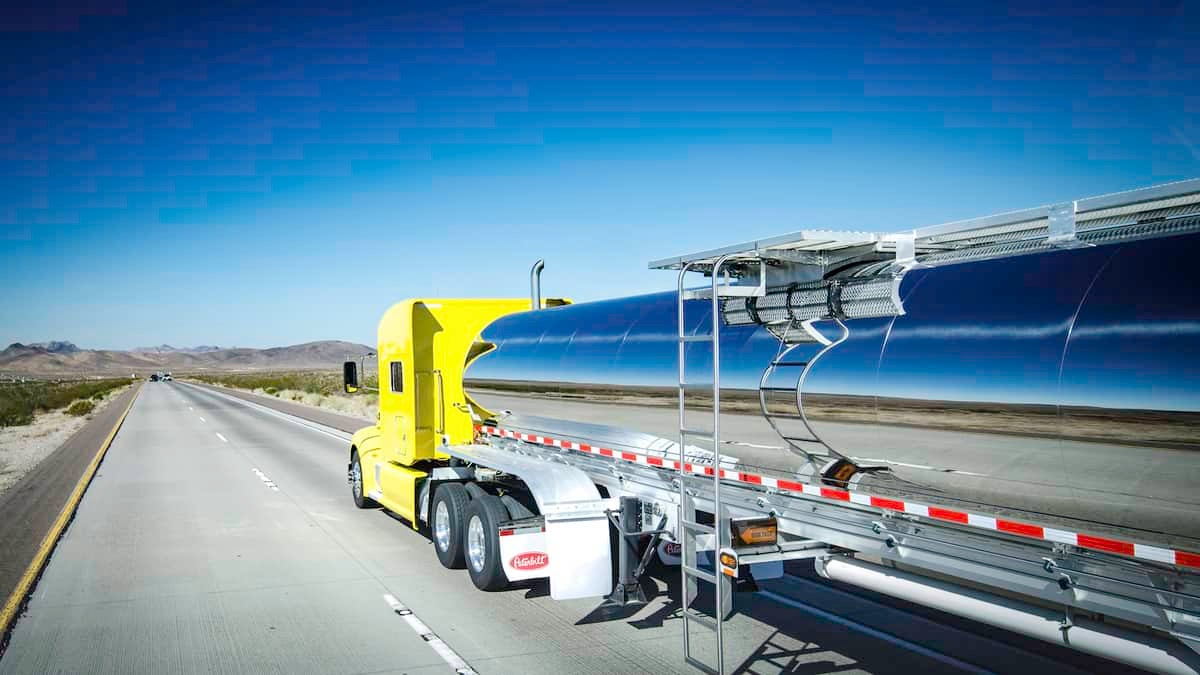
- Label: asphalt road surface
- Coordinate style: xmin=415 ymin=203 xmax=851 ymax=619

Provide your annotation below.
xmin=0 ymin=382 xmax=1129 ymax=674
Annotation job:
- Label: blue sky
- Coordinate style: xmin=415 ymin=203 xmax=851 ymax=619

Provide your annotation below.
xmin=1 ymin=0 xmax=1197 ymax=349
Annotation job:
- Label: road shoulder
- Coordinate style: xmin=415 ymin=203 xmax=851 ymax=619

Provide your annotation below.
xmin=0 ymin=384 xmax=140 ymax=650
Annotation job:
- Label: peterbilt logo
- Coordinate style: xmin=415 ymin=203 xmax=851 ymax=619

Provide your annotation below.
xmin=510 ymin=552 xmax=549 ymax=571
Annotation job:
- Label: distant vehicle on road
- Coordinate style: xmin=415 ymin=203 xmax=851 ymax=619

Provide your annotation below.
xmin=148 ymin=374 xmax=159 ymax=382
xmin=163 ymin=373 xmax=173 ymax=382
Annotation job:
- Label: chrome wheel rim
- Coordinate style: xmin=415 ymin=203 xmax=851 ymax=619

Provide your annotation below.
xmin=350 ymin=458 xmax=362 ymax=498
xmin=467 ymin=514 xmax=486 ymax=572
xmin=434 ymin=501 xmax=451 ymax=552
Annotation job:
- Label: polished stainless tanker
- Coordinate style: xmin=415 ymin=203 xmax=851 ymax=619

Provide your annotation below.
xmin=466 ymin=189 xmax=1200 ymax=551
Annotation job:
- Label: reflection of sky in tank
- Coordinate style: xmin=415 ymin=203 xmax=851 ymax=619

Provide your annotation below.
xmin=470 ymin=290 xmax=783 ymax=390
xmin=470 ymin=233 xmax=1200 ymax=413
xmin=1060 ymin=234 xmax=1200 ymax=412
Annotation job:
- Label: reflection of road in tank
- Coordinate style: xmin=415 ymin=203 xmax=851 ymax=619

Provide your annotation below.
xmin=470 ymin=390 xmax=1200 ymax=551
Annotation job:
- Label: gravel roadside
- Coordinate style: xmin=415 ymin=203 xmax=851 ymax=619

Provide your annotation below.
xmin=0 ymin=385 xmax=133 ymax=499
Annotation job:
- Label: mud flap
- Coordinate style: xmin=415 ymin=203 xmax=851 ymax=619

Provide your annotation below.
xmin=542 ymin=500 xmax=614 ymax=600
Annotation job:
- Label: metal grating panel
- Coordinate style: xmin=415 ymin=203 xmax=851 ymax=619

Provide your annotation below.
xmin=648 ymin=230 xmax=881 ymax=273
xmin=662 ymin=178 xmax=1200 ymax=330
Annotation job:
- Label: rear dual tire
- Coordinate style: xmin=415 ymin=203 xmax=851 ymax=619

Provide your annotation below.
xmin=430 ymin=484 xmax=511 ymax=591
xmin=464 ymin=495 xmax=510 ymax=592
xmin=432 ymin=483 xmax=471 ymax=569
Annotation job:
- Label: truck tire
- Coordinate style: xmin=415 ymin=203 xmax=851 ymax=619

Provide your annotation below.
xmin=349 ymin=449 xmax=376 ymax=509
xmin=464 ymin=495 xmax=510 ymax=592
xmin=500 ymin=493 xmax=536 ymax=520
xmin=464 ymin=482 xmax=489 ymax=500
xmin=432 ymin=483 xmax=470 ymax=569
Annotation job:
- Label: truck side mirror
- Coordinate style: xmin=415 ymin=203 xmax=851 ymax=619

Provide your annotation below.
xmin=343 ymin=360 xmax=359 ymax=393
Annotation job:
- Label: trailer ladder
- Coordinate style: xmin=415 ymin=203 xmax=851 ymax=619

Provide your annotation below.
xmin=756 ymin=317 xmax=849 ymax=466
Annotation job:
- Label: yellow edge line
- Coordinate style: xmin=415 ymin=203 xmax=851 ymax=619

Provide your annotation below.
xmin=0 ymin=383 xmax=142 ymax=638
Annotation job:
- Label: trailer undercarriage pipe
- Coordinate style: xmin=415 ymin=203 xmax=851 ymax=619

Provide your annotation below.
xmin=814 ymin=556 xmax=1200 ymax=675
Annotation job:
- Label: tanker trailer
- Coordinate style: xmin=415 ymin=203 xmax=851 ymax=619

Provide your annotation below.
xmin=345 ymin=178 xmax=1200 ymax=675
xmin=465 ymin=228 xmax=1200 ymax=551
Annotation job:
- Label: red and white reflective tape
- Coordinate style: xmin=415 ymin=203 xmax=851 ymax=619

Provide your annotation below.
xmin=476 ymin=424 xmax=1200 ymax=571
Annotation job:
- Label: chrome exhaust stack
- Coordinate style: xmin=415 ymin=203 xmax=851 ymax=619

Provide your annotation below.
xmin=530 ymin=259 xmax=545 ymax=311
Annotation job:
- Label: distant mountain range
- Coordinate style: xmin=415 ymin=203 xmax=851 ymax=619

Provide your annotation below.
xmin=133 ymin=344 xmax=224 ymax=354
xmin=0 ymin=340 xmax=372 ymax=377
xmin=29 ymin=341 xmax=81 ymax=354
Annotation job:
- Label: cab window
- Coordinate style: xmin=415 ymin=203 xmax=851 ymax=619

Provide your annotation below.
xmin=390 ymin=361 xmax=403 ymax=393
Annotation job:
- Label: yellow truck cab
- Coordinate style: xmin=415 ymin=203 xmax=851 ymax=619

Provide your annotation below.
xmin=342 ymin=296 xmax=619 ymax=599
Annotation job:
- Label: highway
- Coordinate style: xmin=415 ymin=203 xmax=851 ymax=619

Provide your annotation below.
xmin=0 ymin=382 xmax=1131 ymax=674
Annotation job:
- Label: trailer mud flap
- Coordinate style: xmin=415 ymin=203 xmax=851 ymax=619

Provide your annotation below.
xmin=542 ymin=500 xmax=614 ymax=600
xmin=499 ymin=523 xmax=550 ymax=582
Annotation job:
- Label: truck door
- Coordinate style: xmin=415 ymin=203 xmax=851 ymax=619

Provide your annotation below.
xmin=411 ymin=303 xmax=445 ymax=458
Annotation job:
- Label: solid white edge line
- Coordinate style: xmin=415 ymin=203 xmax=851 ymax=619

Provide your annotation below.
xmin=216 ymin=433 xmax=228 ymax=443
xmin=758 ymin=589 xmax=996 ymax=675
xmin=383 ymin=594 xmax=477 ymax=674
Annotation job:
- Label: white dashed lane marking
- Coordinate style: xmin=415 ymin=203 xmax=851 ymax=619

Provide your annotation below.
xmin=383 ymin=594 xmax=477 ymax=674
xmin=251 ymin=468 xmax=279 ymax=491
xmin=216 ymin=433 xmax=228 ymax=443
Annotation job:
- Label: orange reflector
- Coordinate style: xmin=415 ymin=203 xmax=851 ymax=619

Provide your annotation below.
xmin=719 ymin=551 xmax=738 ymax=577
xmin=731 ymin=517 xmax=778 ymax=549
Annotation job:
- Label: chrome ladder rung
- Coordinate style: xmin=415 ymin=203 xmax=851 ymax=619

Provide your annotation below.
xmin=760 ymin=386 xmax=799 ymax=393
xmin=765 ymin=412 xmax=806 ymax=420
xmin=680 ymin=427 xmax=714 ymax=440
xmin=681 ymin=519 xmax=715 ymax=534
xmin=685 ymin=656 xmax=719 ymax=675
xmin=683 ymin=610 xmax=719 ymax=632
xmin=680 ymin=334 xmax=711 ymax=343
xmin=769 ymin=361 xmax=809 ymax=367
xmin=683 ymin=564 xmax=718 ymax=584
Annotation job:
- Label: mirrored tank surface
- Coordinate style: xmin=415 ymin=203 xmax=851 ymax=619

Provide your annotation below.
xmin=465 ymin=231 xmax=1200 ymax=549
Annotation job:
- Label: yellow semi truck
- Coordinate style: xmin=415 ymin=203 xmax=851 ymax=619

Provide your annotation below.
xmin=342 ymin=296 xmax=635 ymax=599
xmin=342 ymin=178 xmax=1200 ymax=675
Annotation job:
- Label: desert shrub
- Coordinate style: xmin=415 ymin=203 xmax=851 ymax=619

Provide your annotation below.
xmin=264 ymin=386 xmax=278 ymax=395
xmin=0 ymin=378 xmax=126 ymax=427
xmin=66 ymin=400 xmax=96 ymax=416
xmin=0 ymin=399 xmax=35 ymax=427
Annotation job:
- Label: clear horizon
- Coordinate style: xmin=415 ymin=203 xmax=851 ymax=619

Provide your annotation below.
xmin=2 ymin=0 xmax=1197 ymax=350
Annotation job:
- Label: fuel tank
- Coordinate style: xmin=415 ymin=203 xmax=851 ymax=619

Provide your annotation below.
xmin=465 ymin=231 xmax=1200 ymax=550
